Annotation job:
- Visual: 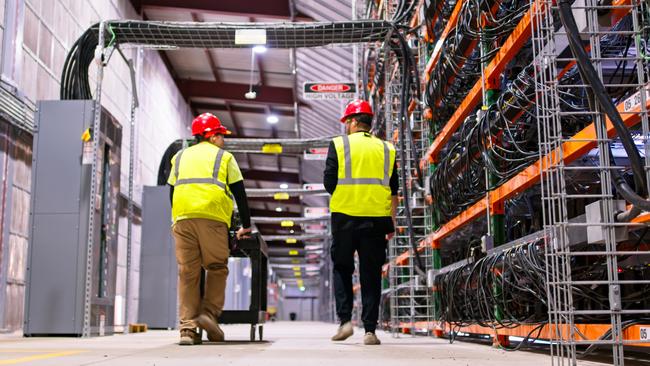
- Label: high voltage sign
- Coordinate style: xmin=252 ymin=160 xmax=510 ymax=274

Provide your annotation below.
xmin=303 ymin=82 xmax=356 ymax=100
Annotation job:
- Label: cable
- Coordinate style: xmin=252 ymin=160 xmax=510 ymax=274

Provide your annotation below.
xmin=391 ymin=27 xmax=427 ymax=277
xmin=559 ymin=0 xmax=650 ymax=212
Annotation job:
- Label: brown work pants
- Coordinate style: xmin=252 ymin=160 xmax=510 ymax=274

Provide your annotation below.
xmin=172 ymin=218 xmax=230 ymax=331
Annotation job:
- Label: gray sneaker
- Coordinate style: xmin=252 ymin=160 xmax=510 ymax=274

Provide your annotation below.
xmin=363 ymin=332 xmax=381 ymax=345
xmin=331 ymin=321 xmax=353 ymax=341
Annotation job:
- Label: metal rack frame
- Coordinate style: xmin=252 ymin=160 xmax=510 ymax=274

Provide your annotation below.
xmin=376 ymin=0 xmax=650 ymax=363
xmin=532 ymin=0 xmax=650 ymax=364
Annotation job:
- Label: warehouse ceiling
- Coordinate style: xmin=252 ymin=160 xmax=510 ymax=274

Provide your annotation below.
xmin=130 ymin=0 xmax=355 ymax=286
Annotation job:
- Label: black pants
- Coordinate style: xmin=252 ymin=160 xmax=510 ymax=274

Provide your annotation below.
xmin=331 ymin=228 xmax=387 ymax=333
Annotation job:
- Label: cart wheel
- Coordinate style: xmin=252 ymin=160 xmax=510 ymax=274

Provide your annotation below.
xmin=250 ymin=324 xmax=256 ymax=342
xmin=258 ymin=325 xmax=263 ymax=341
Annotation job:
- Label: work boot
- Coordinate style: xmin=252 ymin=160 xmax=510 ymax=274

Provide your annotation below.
xmin=331 ymin=321 xmax=353 ymax=341
xmin=363 ymin=332 xmax=381 ymax=345
xmin=197 ymin=314 xmax=225 ymax=342
xmin=179 ymin=329 xmax=202 ymax=345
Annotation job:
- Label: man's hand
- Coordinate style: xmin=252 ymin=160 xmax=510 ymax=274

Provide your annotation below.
xmin=236 ymin=227 xmax=253 ymax=240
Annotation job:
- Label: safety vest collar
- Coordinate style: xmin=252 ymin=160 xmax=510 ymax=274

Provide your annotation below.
xmin=338 ymin=133 xmax=391 ymax=186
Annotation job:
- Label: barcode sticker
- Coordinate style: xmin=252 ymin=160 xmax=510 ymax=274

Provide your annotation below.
xmin=641 ymin=327 xmax=649 ymax=341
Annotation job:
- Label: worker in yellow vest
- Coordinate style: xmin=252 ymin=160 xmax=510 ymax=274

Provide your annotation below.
xmin=167 ymin=113 xmax=252 ymax=345
xmin=324 ymin=100 xmax=398 ymax=345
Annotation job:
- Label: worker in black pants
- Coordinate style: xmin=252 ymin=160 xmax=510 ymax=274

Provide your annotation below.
xmin=324 ymin=100 xmax=398 ymax=345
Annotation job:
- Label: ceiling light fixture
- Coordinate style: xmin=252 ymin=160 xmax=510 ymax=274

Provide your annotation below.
xmin=280 ymin=183 xmax=289 ymax=189
xmin=266 ymin=115 xmax=279 ymax=124
xmin=252 ymin=45 xmax=267 ymax=53
xmin=275 ymin=207 xmax=283 ymax=212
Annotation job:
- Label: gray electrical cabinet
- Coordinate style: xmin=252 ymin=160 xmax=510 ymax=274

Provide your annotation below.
xmin=138 ymin=185 xmax=177 ymax=329
xmin=24 ymin=100 xmax=122 ymax=336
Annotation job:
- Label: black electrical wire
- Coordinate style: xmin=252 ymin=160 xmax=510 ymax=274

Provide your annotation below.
xmin=424 ymin=0 xmax=530 ymax=123
xmin=429 ymin=64 xmax=539 ymax=222
xmin=433 ymin=238 xmax=650 ymax=329
xmin=393 ymin=0 xmax=419 ymax=24
xmin=390 ymin=26 xmax=427 ymax=277
xmin=559 ymin=0 xmax=650 ymax=212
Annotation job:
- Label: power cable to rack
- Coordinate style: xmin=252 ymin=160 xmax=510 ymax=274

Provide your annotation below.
xmin=559 ymin=0 xmax=650 ymax=216
xmin=390 ymin=27 xmax=427 ymax=277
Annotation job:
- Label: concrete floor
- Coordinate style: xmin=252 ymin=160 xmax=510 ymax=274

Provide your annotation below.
xmin=0 ymin=322 xmax=620 ymax=366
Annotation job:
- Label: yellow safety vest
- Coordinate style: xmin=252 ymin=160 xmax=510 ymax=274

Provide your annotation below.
xmin=330 ymin=132 xmax=396 ymax=217
xmin=170 ymin=142 xmax=234 ymax=226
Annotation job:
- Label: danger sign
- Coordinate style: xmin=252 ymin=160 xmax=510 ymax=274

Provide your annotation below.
xmin=303 ymin=82 xmax=356 ymax=100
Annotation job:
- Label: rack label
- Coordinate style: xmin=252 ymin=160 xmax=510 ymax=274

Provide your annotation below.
xmin=623 ymin=85 xmax=650 ymax=112
xmin=641 ymin=327 xmax=649 ymax=341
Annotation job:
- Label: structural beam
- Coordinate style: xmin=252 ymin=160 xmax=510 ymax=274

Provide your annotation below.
xmin=192 ymin=102 xmax=294 ymax=117
xmin=178 ymin=79 xmax=295 ymax=106
xmin=132 ymin=0 xmax=314 ymax=20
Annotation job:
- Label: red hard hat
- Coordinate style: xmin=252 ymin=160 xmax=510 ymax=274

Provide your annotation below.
xmin=191 ymin=113 xmax=231 ymax=137
xmin=340 ymin=99 xmax=373 ymax=122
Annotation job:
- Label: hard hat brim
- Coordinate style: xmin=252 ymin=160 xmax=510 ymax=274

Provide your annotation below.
xmin=340 ymin=112 xmax=373 ymax=123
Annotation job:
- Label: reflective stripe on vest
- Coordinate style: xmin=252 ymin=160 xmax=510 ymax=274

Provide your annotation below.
xmin=338 ymin=134 xmax=391 ymax=186
xmin=174 ymin=148 xmax=227 ymax=189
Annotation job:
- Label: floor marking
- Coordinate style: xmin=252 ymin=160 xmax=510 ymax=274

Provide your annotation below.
xmin=0 ymin=350 xmax=84 ymax=364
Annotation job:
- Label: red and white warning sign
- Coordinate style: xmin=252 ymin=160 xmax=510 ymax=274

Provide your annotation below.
xmin=303 ymin=82 xmax=356 ymax=100
xmin=304 ymin=147 xmax=328 ymax=160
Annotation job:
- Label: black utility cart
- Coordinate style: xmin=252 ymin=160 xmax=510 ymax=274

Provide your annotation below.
xmin=201 ymin=232 xmax=268 ymax=341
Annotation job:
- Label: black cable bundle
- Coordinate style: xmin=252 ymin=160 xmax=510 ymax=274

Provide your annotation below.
xmin=558 ymin=0 xmax=650 ymax=215
xmin=429 ymin=65 xmax=538 ymax=223
xmin=433 ymin=239 xmax=650 ymax=329
xmin=422 ymin=1 xmax=459 ymax=41
xmin=60 ymin=26 xmax=100 ymax=99
xmin=424 ymin=0 xmax=530 ymax=125
xmin=429 ymin=11 xmax=646 ymax=226
xmin=387 ymin=28 xmax=427 ymax=276
xmin=392 ymin=0 xmax=419 ymax=25
xmin=60 ymin=20 xmax=395 ymax=99
xmin=434 ymin=241 xmax=548 ymax=327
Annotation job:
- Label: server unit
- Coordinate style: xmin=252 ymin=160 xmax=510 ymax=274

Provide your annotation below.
xmin=24 ymin=100 xmax=122 ymax=336
xmin=138 ymin=185 xmax=177 ymax=329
